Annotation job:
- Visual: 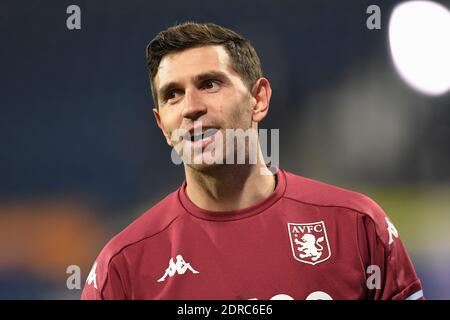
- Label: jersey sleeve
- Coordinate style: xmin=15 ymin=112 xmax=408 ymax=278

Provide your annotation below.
xmin=80 ymin=250 xmax=128 ymax=300
xmin=357 ymin=198 xmax=424 ymax=300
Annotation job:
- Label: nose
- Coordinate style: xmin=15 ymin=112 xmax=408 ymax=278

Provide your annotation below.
xmin=181 ymin=88 xmax=207 ymax=121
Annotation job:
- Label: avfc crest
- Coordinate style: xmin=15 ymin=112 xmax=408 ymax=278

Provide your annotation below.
xmin=288 ymin=221 xmax=331 ymax=265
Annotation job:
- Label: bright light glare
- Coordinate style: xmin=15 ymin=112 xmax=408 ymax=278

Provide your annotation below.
xmin=389 ymin=1 xmax=450 ymax=96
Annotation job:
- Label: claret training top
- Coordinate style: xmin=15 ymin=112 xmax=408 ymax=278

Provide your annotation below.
xmin=81 ymin=168 xmax=424 ymax=300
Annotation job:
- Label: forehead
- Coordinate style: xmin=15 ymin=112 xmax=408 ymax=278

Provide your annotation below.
xmin=154 ymin=45 xmax=234 ymax=89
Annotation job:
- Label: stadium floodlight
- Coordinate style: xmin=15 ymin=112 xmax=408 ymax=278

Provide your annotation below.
xmin=389 ymin=1 xmax=450 ymax=96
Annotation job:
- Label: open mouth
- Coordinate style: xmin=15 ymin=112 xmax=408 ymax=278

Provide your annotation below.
xmin=189 ymin=128 xmax=220 ymax=142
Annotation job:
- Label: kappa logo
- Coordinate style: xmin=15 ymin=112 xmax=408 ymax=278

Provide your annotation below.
xmin=157 ymin=254 xmax=199 ymax=283
xmin=86 ymin=262 xmax=98 ymax=289
xmin=385 ymin=217 xmax=399 ymax=245
xmin=288 ymin=221 xmax=331 ymax=265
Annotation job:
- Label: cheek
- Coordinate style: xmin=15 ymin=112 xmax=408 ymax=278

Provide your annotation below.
xmin=162 ymin=108 xmax=183 ymax=128
xmin=226 ymin=95 xmax=253 ymax=125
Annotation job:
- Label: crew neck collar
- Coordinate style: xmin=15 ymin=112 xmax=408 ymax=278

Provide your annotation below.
xmin=178 ymin=168 xmax=287 ymax=221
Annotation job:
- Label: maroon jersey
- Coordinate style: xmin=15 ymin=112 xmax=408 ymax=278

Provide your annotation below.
xmin=81 ymin=169 xmax=423 ymax=300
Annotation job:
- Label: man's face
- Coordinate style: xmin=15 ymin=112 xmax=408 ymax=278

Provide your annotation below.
xmin=153 ymin=45 xmax=259 ymax=170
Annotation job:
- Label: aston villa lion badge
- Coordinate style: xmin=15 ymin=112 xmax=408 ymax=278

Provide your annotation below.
xmin=288 ymin=221 xmax=331 ymax=265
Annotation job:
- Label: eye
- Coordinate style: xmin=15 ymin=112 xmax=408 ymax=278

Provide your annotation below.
xmin=201 ymin=79 xmax=221 ymax=92
xmin=164 ymin=89 xmax=183 ymax=103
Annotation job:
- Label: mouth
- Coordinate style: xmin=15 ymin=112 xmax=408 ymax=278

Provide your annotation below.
xmin=188 ymin=128 xmax=220 ymax=142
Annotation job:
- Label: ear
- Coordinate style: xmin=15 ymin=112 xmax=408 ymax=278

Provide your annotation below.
xmin=153 ymin=108 xmax=173 ymax=147
xmin=251 ymin=77 xmax=272 ymax=123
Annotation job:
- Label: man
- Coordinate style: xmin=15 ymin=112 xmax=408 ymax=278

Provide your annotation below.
xmin=81 ymin=22 xmax=424 ymax=300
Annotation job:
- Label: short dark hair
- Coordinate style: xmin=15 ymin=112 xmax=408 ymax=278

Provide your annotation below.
xmin=146 ymin=22 xmax=263 ymax=108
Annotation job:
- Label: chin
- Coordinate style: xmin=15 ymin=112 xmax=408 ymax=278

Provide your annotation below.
xmin=185 ymin=160 xmax=225 ymax=173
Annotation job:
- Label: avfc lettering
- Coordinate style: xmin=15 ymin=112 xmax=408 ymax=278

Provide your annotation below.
xmin=290 ymin=224 xmax=324 ymax=234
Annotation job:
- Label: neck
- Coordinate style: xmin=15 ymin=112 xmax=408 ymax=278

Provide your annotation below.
xmin=184 ymin=160 xmax=276 ymax=212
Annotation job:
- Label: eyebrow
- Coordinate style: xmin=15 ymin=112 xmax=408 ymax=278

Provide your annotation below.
xmin=157 ymin=71 xmax=230 ymax=101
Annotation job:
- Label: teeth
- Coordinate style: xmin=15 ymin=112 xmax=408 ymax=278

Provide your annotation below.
xmin=202 ymin=129 xmax=218 ymax=139
xmin=189 ymin=128 xmax=218 ymax=142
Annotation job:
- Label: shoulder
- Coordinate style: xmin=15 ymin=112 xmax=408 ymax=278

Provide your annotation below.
xmin=105 ymin=191 xmax=181 ymax=255
xmin=94 ymin=188 xmax=182 ymax=273
xmin=282 ymin=170 xmax=392 ymax=244
xmin=102 ymin=189 xmax=182 ymax=260
xmin=82 ymin=187 xmax=185 ymax=298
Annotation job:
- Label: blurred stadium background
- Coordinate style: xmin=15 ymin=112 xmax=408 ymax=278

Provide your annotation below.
xmin=1 ymin=0 xmax=449 ymax=299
